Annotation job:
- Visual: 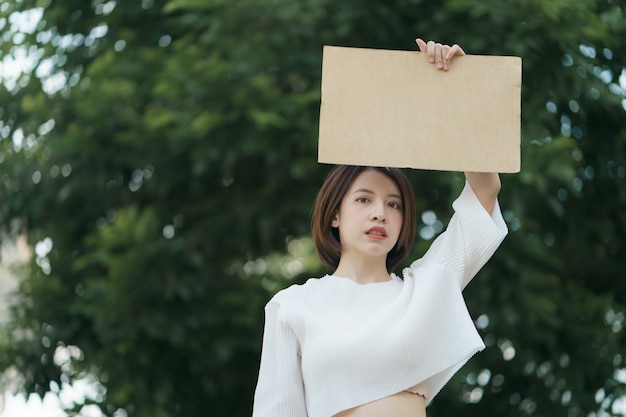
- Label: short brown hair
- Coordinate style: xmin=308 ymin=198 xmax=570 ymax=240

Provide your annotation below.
xmin=311 ymin=165 xmax=417 ymax=273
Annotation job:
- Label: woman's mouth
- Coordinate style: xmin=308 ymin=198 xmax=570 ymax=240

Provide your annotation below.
xmin=366 ymin=227 xmax=387 ymax=238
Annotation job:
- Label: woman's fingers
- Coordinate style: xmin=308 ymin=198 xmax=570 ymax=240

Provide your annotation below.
xmin=427 ymin=40 xmax=436 ymax=63
xmin=441 ymin=45 xmax=451 ymax=70
xmin=435 ymin=43 xmax=446 ymax=69
xmin=415 ymin=38 xmax=465 ymax=71
xmin=445 ymin=43 xmax=466 ymax=59
xmin=415 ymin=38 xmax=428 ymax=53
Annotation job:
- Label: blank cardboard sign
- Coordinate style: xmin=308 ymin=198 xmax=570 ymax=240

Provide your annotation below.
xmin=318 ymin=46 xmax=521 ymax=172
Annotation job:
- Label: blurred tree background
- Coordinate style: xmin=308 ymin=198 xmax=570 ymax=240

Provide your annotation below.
xmin=0 ymin=0 xmax=625 ymax=416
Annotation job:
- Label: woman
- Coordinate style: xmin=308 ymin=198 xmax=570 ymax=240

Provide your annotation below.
xmin=252 ymin=39 xmax=508 ymax=417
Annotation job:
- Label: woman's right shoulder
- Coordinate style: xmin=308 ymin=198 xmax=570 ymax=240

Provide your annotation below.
xmin=267 ymin=276 xmax=328 ymax=307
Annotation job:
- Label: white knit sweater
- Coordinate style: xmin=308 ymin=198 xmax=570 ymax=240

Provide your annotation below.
xmin=252 ymin=181 xmax=508 ymax=417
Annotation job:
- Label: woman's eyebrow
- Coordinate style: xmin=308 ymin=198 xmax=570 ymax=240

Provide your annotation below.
xmin=353 ymin=188 xmax=401 ymax=199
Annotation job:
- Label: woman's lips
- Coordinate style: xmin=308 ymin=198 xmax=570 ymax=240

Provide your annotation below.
xmin=366 ymin=226 xmax=387 ymax=239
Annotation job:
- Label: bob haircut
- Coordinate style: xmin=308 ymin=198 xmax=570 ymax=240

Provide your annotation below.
xmin=311 ymin=165 xmax=417 ymax=273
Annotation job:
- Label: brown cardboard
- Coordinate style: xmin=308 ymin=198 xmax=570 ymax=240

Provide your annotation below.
xmin=318 ymin=45 xmax=521 ymax=172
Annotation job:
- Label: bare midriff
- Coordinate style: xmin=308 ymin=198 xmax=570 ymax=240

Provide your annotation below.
xmin=333 ymin=392 xmax=427 ymax=417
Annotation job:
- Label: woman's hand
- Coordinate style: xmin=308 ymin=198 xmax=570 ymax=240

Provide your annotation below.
xmin=415 ymin=38 xmax=465 ymax=71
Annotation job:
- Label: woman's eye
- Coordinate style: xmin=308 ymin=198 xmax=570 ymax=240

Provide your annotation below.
xmin=356 ymin=197 xmax=369 ymax=203
xmin=388 ymin=201 xmax=401 ymax=209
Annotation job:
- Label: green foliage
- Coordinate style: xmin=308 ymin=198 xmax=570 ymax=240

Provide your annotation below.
xmin=0 ymin=0 xmax=625 ymax=416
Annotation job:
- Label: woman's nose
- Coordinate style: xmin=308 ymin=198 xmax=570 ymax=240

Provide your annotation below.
xmin=371 ymin=203 xmax=386 ymax=222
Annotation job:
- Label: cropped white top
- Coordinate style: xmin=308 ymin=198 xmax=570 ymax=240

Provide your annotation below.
xmin=252 ymin=181 xmax=508 ymax=417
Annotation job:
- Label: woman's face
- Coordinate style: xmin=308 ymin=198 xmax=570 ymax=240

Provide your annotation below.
xmin=331 ymin=169 xmax=403 ymax=262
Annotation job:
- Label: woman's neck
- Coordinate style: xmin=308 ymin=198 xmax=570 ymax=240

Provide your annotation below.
xmin=333 ymin=255 xmax=391 ymax=284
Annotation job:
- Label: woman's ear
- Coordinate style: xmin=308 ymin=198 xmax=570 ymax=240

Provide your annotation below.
xmin=331 ymin=213 xmax=339 ymax=228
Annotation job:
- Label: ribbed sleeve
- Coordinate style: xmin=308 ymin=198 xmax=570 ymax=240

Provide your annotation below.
xmin=252 ymin=301 xmax=307 ymax=417
xmin=409 ymin=180 xmax=508 ymax=289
